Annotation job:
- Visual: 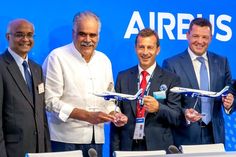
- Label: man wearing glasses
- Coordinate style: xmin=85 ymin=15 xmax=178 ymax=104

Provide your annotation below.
xmin=0 ymin=19 xmax=51 ymax=157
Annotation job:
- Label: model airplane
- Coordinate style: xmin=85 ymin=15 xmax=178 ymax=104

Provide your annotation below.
xmin=170 ymin=86 xmax=229 ymax=98
xmin=93 ymin=89 xmax=143 ymax=101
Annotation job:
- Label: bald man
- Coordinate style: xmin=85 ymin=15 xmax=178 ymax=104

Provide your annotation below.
xmin=0 ymin=19 xmax=51 ymax=157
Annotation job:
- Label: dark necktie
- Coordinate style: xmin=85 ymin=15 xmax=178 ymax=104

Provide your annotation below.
xmin=136 ymin=70 xmax=148 ymax=118
xmin=197 ymin=57 xmax=211 ymax=124
xmin=22 ymin=61 xmax=33 ymax=96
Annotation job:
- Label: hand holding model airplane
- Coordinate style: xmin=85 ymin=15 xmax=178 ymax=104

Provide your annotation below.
xmin=170 ymin=86 xmax=229 ymax=98
xmin=93 ymin=89 xmax=143 ymax=101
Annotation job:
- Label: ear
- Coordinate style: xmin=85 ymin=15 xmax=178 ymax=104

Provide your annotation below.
xmin=5 ymin=33 xmax=10 ymax=41
xmin=156 ymin=46 xmax=160 ymax=55
xmin=209 ymin=34 xmax=213 ymax=43
xmin=186 ymin=31 xmax=190 ymax=40
xmin=134 ymin=44 xmax=138 ymax=53
xmin=72 ymin=29 xmax=76 ymax=39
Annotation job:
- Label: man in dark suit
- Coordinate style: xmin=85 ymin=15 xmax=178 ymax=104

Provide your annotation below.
xmin=110 ymin=28 xmax=182 ymax=154
xmin=162 ymin=18 xmax=235 ymax=147
xmin=0 ymin=19 xmax=51 ymax=157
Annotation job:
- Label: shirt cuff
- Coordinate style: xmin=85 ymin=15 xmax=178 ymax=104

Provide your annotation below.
xmin=186 ymin=119 xmax=191 ymax=125
xmin=224 ymin=107 xmax=232 ymax=114
xmin=58 ymin=104 xmax=75 ymax=122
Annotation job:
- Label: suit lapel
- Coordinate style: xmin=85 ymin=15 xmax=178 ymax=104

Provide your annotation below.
xmin=128 ymin=66 xmax=139 ymax=116
xmin=3 ymin=51 xmax=34 ymax=107
xmin=144 ymin=65 xmax=163 ymax=118
xmin=29 ymin=60 xmax=42 ymax=110
xmin=180 ymin=51 xmax=199 ymax=89
xmin=207 ymin=52 xmax=217 ymax=91
xmin=148 ymin=65 xmax=162 ymax=95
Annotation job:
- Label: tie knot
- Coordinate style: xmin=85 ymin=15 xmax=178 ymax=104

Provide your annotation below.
xmin=22 ymin=61 xmax=29 ymax=69
xmin=197 ymin=57 xmax=205 ymax=64
xmin=141 ymin=70 xmax=148 ymax=78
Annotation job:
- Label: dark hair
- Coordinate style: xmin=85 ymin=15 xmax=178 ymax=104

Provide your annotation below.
xmin=188 ymin=18 xmax=212 ymax=34
xmin=135 ymin=28 xmax=160 ymax=47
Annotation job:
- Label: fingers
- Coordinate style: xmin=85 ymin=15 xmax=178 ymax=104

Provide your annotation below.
xmin=222 ymin=93 xmax=234 ymax=110
xmin=98 ymin=112 xmax=115 ymax=122
xmin=185 ymin=108 xmax=202 ymax=122
xmin=89 ymin=111 xmax=115 ymax=124
xmin=113 ymin=112 xmax=128 ymax=127
xmin=89 ymin=111 xmax=129 ymax=126
xmin=143 ymin=96 xmax=159 ymax=113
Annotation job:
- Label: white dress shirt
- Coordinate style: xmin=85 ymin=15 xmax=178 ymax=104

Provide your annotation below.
xmin=138 ymin=62 xmax=156 ymax=83
xmin=188 ymin=47 xmax=210 ymax=89
xmin=42 ymin=42 xmax=115 ymax=144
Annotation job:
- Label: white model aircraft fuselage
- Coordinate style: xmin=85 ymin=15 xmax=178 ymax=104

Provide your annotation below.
xmin=170 ymin=86 xmax=229 ymax=98
xmin=93 ymin=89 xmax=143 ymax=101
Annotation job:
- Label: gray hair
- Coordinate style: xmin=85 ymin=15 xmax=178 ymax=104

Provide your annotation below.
xmin=73 ymin=11 xmax=101 ymax=33
xmin=6 ymin=18 xmax=35 ymax=33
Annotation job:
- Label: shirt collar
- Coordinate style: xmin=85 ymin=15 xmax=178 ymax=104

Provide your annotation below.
xmin=138 ymin=62 xmax=156 ymax=75
xmin=8 ymin=47 xmax=29 ymax=65
xmin=188 ymin=47 xmax=208 ymax=62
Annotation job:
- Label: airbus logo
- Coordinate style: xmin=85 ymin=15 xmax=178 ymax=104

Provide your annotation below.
xmin=124 ymin=11 xmax=232 ymax=42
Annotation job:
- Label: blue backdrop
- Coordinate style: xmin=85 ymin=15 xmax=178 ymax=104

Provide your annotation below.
xmin=0 ymin=0 xmax=236 ymax=156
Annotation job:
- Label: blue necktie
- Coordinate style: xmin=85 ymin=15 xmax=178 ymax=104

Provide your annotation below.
xmin=197 ymin=57 xmax=211 ymax=125
xmin=22 ymin=61 xmax=33 ymax=96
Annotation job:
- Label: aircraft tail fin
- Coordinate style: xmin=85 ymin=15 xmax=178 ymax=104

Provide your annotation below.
xmin=215 ymin=86 xmax=229 ymax=97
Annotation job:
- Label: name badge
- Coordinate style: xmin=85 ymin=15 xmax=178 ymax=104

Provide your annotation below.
xmin=133 ymin=117 xmax=145 ymax=139
xmin=38 ymin=83 xmax=44 ymax=94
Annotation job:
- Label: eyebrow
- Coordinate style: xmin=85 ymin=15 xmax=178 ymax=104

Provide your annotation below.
xmin=78 ymin=31 xmax=97 ymax=35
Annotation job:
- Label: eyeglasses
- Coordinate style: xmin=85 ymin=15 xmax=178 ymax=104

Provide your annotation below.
xmin=9 ymin=32 xmax=35 ymax=39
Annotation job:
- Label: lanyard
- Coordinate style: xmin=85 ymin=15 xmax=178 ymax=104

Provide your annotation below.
xmin=137 ymin=72 xmax=154 ymax=106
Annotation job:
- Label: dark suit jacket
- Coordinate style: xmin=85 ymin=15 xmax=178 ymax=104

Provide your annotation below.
xmin=162 ymin=50 xmax=232 ymax=146
xmin=110 ymin=64 xmax=182 ymax=154
xmin=0 ymin=50 xmax=51 ymax=157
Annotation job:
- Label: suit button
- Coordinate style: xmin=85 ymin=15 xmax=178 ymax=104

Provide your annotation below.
xmin=34 ymin=131 xmax=38 ymax=135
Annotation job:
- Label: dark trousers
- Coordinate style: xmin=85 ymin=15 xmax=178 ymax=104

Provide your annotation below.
xmin=200 ymin=121 xmax=214 ymax=144
xmin=132 ymin=137 xmax=147 ymax=151
xmin=51 ymin=141 xmax=103 ymax=157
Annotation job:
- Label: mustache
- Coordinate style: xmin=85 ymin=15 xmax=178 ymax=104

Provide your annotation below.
xmin=81 ymin=42 xmax=94 ymax=47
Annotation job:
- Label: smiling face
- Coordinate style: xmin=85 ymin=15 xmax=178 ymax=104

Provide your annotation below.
xmin=6 ymin=19 xmax=34 ymax=59
xmin=73 ymin=16 xmax=99 ymax=62
xmin=135 ymin=35 xmax=160 ymax=70
xmin=187 ymin=24 xmax=212 ymax=56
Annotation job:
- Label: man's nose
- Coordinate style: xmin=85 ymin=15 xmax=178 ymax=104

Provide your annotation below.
xmin=85 ymin=35 xmax=91 ymax=42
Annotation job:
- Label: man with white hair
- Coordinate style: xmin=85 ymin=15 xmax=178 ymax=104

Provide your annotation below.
xmin=43 ymin=11 xmax=127 ymax=157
